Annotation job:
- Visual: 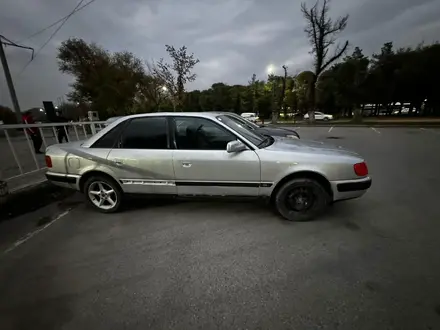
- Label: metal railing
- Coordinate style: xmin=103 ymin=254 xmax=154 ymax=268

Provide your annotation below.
xmin=0 ymin=121 xmax=106 ymax=190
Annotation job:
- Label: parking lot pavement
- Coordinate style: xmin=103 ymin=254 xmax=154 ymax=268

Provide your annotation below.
xmin=1 ymin=127 xmax=440 ymax=330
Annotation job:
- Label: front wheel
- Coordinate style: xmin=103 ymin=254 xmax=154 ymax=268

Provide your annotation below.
xmin=273 ymin=178 xmax=330 ymax=221
xmin=323 ymin=117 xmax=329 ymax=121
xmin=84 ymin=175 xmax=122 ymax=213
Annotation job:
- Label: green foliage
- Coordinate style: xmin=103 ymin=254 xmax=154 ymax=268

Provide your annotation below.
xmin=150 ymin=45 xmax=200 ymax=111
xmin=0 ymin=105 xmax=17 ymax=124
xmin=56 ymin=36 xmax=440 ymax=121
xmin=57 ymin=102 xmax=84 ymax=120
xmin=57 ymin=38 xmax=147 ymax=118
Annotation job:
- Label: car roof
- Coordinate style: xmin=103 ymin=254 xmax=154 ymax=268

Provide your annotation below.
xmin=113 ymin=112 xmax=225 ymax=120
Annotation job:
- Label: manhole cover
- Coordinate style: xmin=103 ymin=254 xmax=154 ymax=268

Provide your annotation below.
xmin=327 ymin=136 xmax=343 ymax=139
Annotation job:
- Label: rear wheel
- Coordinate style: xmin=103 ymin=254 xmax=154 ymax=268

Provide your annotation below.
xmin=84 ymin=175 xmax=122 ymax=213
xmin=274 ymin=178 xmax=330 ymax=221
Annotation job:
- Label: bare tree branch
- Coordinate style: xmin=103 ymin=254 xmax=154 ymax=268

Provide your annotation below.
xmin=301 ymin=0 xmax=349 ymax=117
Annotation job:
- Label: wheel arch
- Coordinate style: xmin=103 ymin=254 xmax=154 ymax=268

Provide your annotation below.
xmin=79 ymin=170 xmax=122 ymax=193
xmin=270 ymin=170 xmax=333 ymax=203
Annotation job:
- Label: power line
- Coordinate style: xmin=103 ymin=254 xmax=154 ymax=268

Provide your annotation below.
xmin=17 ymin=0 xmax=98 ymax=44
xmin=0 ymin=35 xmax=35 ymax=58
xmin=17 ymin=0 xmax=87 ymax=77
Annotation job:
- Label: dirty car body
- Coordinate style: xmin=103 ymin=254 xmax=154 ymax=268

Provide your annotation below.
xmin=45 ymin=112 xmax=371 ymax=221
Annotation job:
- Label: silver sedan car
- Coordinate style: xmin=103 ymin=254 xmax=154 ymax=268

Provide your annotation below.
xmin=45 ymin=112 xmax=371 ymax=221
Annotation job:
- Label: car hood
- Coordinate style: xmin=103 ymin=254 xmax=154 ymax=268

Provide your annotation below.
xmin=258 ymin=126 xmax=296 ymax=135
xmin=265 ymin=137 xmax=361 ymax=157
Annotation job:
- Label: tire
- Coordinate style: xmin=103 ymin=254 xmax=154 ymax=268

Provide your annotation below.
xmin=273 ymin=178 xmax=330 ymax=221
xmin=323 ymin=117 xmax=329 ymax=121
xmin=83 ymin=175 xmax=122 ymax=213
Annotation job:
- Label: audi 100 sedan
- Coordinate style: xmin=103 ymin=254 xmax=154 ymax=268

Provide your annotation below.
xmin=45 ymin=112 xmax=371 ymax=221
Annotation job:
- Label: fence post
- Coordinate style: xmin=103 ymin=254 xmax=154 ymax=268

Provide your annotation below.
xmin=90 ymin=122 xmax=97 ymax=135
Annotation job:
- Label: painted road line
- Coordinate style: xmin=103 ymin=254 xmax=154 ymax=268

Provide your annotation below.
xmin=371 ymin=127 xmax=381 ymax=134
xmin=420 ymin=128 xmax=440 ymax=135
xmin=2 ymin=209 xmax=71 ymax=255
xmin=328 ymin=126 xmax=333 ymax=133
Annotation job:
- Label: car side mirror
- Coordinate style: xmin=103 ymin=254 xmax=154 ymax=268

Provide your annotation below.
xmin=226 ymin=140 xmax=247 ymax=153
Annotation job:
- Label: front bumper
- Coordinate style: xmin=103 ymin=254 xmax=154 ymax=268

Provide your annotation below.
xmin=331 ymin=177 xmax=372 ymax=201
xmin=46 ymin=172 xmax=81 ymax=190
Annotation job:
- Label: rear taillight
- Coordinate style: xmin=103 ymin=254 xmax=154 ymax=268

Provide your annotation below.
xmin=45 ymin=155 xmax=52 ymax=168
xmin=354 ymin=162 xmax=368 ymax=176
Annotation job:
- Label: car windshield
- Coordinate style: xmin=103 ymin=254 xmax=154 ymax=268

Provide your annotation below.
xmin=225 ymin=114 xmax=259 ymax=129
xmin=217 ymin=115 xmax=265 ymax=146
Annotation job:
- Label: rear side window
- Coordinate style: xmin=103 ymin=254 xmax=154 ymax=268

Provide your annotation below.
xmin=90 ymin=121 xmax=127 ymax=148
xmin=120 ymin=117 xmax=168 ymax=149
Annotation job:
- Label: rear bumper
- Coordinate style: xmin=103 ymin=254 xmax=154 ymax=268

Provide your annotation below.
xmin=46 ymin=172 xmax=81 ymax=190
xmin=331 ymin=177 xmax=372 ymax=201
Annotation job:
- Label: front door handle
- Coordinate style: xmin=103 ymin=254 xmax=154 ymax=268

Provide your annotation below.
xmin=182 ymin=162 xmax=192 ymax=168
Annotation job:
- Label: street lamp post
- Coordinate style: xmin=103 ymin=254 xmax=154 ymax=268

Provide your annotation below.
xmin=267 ymin=65 xmax=277 ymax=123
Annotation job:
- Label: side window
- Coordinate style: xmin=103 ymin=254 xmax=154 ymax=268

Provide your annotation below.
xmin=90 ymin=121 xmax=127 ymax=148
xmin=173 ymin=117 xmax=236 ymax=150
xmin=120 ymin=117 xmax=168 ymax=149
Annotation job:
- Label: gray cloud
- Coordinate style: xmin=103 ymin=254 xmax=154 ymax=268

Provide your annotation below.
xmin=1 ymin=0 xmax=439 ymax=110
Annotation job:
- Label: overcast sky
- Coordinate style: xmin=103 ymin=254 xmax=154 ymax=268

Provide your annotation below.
xmin=1 ymin=0 xmax=439 ymax=109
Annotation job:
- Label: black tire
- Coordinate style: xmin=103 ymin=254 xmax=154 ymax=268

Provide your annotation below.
xmin=273 ymin=178 xmax=330 ymax=221
xmin=323 ymin=117 xmax=329 ymax=121
xmin=83 ymin=175 xmax=122 ymax=213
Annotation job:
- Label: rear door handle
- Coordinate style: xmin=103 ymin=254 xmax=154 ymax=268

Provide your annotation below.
xmin=182 ymin=162 xmax=192 ymax=168
xmin=113 ymin=160 xmax=123 ymax=166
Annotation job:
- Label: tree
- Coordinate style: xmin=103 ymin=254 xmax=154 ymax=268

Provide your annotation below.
xmin=57 ymin=102 xmax=84 ymax=120
xmin=0 ymin=105 xmax=17 ymax=124
xmin=295 ymin=71 xmax=315 ymax=113
xmin=301 ymin=0 xmax=349 ymax=122
xmin=248 ymin=73 xmax=258 ymax=114
xmin=57 ymin=38 xmax=146 ymax=118
xmin=151 ymin=45 xmax=199 ymax=111
xmin=279 ymin=65 xmax=288 ymax=118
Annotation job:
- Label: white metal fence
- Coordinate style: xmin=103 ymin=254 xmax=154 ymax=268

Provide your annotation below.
xmin=0 ymin=121 xmax=106 ymax=191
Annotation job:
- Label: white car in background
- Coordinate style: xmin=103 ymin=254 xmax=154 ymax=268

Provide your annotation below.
xmin=241 ymin=112 xmax=258 ymax=123
xmin=303 ymin=112 xmax=333 ymax=121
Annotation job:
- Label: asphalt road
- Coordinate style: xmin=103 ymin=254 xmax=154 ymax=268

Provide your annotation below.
xmin=1 ymin=127 xmax=440 ymax=330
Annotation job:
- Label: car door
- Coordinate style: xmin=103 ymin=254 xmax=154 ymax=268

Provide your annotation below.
xmin=106 ymin=116 xmax=176 ymax=195
xmin=170 ymin=116 xmax=261 ymax=196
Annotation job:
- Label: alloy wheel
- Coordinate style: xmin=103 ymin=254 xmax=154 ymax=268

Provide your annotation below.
xmin=88 ymin=181 xmax=118 ymax=210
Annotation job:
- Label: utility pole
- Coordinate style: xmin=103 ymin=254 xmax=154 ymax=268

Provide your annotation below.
xmin=0 ymin=35 xmax=34 ymax=123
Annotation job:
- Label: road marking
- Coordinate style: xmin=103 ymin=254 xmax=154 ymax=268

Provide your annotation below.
xmin=2 ymin=209 xmax=71 ymax=255
xmin=371 ymin=127 xmax=381 ymax=134
xmin=420 ymin=128 xmax=440 ymax=135
xmin=328 ymin=126 xmax=333 ymax=133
